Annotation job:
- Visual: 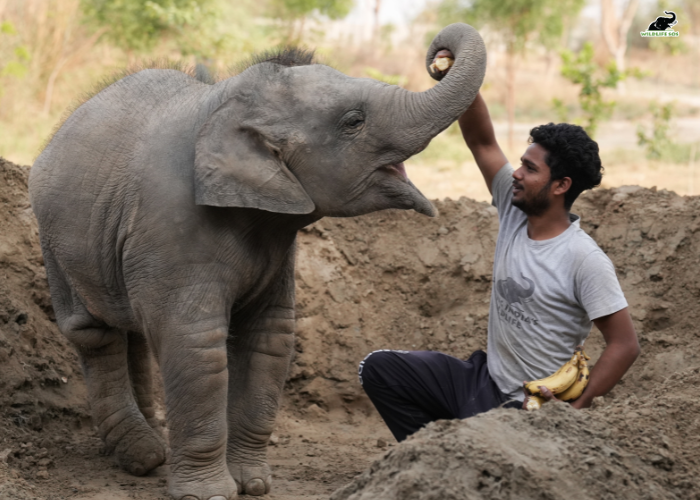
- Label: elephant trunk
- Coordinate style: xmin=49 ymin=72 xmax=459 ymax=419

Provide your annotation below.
xmin=666 ymin=11 xmax=677 ymax=24
xmin=389 ymin=23 xmax=486 ymax=156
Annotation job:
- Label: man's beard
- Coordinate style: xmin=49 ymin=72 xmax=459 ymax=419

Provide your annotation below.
xmin=512 ymin=181 xmax=552 ymax=216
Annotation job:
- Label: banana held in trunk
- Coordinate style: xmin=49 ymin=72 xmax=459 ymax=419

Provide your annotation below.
xmin=430 ymin=56 xmax=455 ymax=73
xmin=389 ymin=23 xmax=486 ymax=155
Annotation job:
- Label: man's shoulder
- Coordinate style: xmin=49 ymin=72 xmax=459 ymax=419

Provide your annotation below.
xmin=564 ymin=222 xmax=612 ymax=265
xmin=568 ymin=223 xmax=602 ymax=249
xmin=564 ymin=225 xmax=622 ymax=286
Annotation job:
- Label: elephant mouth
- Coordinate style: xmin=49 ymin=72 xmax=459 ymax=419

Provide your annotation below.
xmin=379 ymin=162 xmax=408 ymax=181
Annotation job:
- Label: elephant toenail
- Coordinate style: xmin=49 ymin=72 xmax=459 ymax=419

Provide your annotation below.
xmin=245 ymin=478 xmax=266 ymax=496
xmin=180 ymin=496 xmax=198 ymax=500
xmin=130 ymin=463 xmax=146 ymax=476
xmin=208 ymin=496 xmax=228 ymax=500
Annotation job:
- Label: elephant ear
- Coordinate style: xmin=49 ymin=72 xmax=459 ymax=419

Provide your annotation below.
xmin=194 ymin=99 xmax=315 ymax=214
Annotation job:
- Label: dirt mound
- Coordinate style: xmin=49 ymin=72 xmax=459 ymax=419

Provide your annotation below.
xmin=0 ymin=158 xmax=91 ymax=496
xmin=288 ymin=185 xmax=700 ymax=499
xmin=289 ymin=184 xmax=700 ymax=410
xmin=0 ymin=158 xmax=88 ymax=421
xmin=331 ymin=367 xmax=700 ymax=500
xmin=1 ymin=154 xmax=700 ymax=499
xmin=289 ymin=198 xmax=500 ymax=413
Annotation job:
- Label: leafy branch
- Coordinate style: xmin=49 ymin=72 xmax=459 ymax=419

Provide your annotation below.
xmin=552 ymin=42 xmax=640 ymax=138
xmin=637 ymin=102 xmax=675 ymax=160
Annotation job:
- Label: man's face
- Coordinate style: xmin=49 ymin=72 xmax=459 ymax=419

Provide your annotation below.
xmin=512 ymin=143 xmax=553 ymax=216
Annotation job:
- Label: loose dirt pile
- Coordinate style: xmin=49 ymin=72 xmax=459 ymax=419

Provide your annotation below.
xmin=332 ymin=369 xmax=700 ymax=500
xmin=1 ymin=155 xmax=699 ymax=499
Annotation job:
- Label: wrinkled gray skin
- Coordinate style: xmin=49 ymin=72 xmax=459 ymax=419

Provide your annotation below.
xmin=29 ymin=24 xmax=485 ymax=500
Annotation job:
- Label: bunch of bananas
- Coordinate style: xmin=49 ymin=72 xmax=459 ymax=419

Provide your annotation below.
xmin=524 ymin=346 xmax=590 ymax=411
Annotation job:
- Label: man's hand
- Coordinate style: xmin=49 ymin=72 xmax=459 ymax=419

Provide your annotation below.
xmin=521 ymin=383 xmax=562 ymax=410
xmin=538 ymin=385 xmax=559 ymax=402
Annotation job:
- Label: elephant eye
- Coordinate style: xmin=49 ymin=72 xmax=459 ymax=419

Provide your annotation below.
xmin=341 ymin=110 xmax=365 ymax=133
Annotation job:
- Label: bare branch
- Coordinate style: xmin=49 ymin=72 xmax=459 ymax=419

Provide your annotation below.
xmin=600 ymin=0 xmax=618 ymax=56
xmin=618 ymin=0 xmax=639 ymax=44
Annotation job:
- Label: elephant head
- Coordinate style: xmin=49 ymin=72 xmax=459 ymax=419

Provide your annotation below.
xmin=497 ymin=274 xmax=536 ymax=307
xmin=648 ymin=11 xmax=677 ymax=31
xmin=194 ymin=23 xmax=486 ymax=219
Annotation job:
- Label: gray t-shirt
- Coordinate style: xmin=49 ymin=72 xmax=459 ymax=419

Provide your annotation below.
xmin=487 ymin=164 xmax=628 ymax=401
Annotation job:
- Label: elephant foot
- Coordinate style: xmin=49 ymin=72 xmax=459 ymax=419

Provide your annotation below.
xmin=112 ymin=426 xmax=167 ymax=476
xmin=145 ymin=415 xmax=168 ymax=441
xmin=168 ymin=469 xmax=238 ymax=500
xmin=228 ymin=463 xmax=272 ymax=496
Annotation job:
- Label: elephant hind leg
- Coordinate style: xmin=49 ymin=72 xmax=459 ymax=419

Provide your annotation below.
xmin=77 ymin=331 xmax=167 ymax=476
xmin=127 ymin=331 xmax=163 ymax=432
xmin=42 ymin=249 xmax=166 ymax=476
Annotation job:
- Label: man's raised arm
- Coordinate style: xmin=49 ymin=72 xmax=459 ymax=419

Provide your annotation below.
xmin=432 ymin=50 xmax=506 ymax=193
xmin=458 ymin=92 xmax=508 ymax=194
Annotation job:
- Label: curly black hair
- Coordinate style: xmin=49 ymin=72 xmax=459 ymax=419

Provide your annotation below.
xmin=528 ymin=123 xmax=603 ymax=210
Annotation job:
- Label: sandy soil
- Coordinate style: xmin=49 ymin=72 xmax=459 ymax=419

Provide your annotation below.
xmin=1 ymin=155 xmax=699 ymax=499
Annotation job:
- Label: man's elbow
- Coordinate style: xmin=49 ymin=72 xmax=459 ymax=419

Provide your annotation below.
xmin=625 ymin=331 xmax=641 ymax=363
xmin=631 ymin=338 xmax=641 ymax=361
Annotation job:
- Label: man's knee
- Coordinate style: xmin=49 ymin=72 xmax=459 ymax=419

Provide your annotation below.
xmin=358 ymin=349 xmax=401 ymax=387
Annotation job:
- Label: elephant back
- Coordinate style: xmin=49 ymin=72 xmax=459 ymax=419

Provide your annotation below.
xmin=31 ymin=70 xmax=211 ymax=220
xmin=29 ymin=69 xmax=216 ymax=321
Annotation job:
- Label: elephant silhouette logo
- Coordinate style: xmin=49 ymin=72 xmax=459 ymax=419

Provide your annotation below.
xmin=641 ymin=11 xmax=679 ymax=37
xmin=496 ymin=274 xmax=535 ymax=309
xmin=648 ymin=11 xmax=677 ymax=31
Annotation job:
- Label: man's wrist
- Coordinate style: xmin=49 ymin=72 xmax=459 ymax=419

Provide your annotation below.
xmin=570 ymin=393 xmax=593 ymax=409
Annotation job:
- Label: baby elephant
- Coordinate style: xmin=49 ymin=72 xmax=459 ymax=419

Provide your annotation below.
xmin=29 ymin=24 xmax=485 ymax=500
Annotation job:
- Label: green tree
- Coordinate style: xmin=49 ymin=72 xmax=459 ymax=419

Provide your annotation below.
xmin=0 ymin=21 xmax=30 ymax=80
xmin=0 ymin=21 xmax=31 ymax=103
xmin=629 ymin=2 xmax=691 ymax=81
xmin=437 ymin=0 xmax=585 ymax=150
xmin=267 ymin=0 xmax=354 ymax=43
xmin=552 ymin=42 xmax=625 ymax=139
xmin=80 ymin=0 xmax=219 ymax=54
xmin=637 ymin=102 xmax=675 ymax=160
xmin=176 ymin=0 xmax=272 ymax=62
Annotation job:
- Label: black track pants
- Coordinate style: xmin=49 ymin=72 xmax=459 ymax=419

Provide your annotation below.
xmin=358 ymin=349 xmax=521 ymax=442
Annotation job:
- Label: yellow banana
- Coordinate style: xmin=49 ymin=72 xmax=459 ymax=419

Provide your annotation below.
xmin=558 ymin=350 xmax=590 ymax=402
xmin=525 ymin=394 xmax=546 ymax=411
xmin=429 ymin=56 xmax=455 ymax=73
xmin=524 ymin=348 xmax=581 ymax=397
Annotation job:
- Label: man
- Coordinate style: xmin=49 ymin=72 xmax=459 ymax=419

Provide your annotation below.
xmin=358 ymin=53 xmax=640 ymax=442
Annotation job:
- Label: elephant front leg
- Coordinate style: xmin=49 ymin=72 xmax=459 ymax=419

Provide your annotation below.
xmin=159 ymin=324 xmax=238 ymax=500
xmin=226 ymin=306 xmax=296 ymax=496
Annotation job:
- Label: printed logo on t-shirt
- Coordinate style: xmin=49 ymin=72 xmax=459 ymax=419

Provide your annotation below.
xmin=495 ymin=274 xmax=540 ymax=329
xmin=496 ymin=274 xmax=535 ymax=308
